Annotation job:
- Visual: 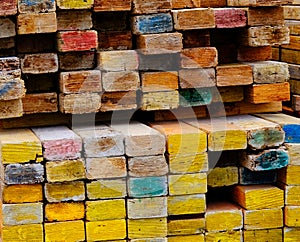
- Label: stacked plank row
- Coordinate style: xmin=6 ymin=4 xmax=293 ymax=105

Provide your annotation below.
xmin=1 ymin=113 xmax=300 ymax=241
xmin=0 ymin=0 xmax=293 ymax=119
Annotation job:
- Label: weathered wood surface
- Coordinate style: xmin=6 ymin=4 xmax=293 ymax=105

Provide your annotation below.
xmin=45 ymin=202 xmax=84 ymax=222
xmin=284 ymin=5 xmax=300 ymax=20
xmin=179 ymin=88 xmax=213 ymax=107
xmin=32 ymin=126 xmax=82 ymax=160
xmin=167 ymin=217 xmax=205 ymax=236
xmin=0 ymin=76 xmax=25 ymax=101
xmin=181 ymin=47 xmax=218 ymax=68
xmin=18 ymin=0 xmax=56 ymax=13
xmin=182 ymin=29 xmax=210 ymax=48
xmin=58 ymin=51 xmax=95 ymax=71
xmin=0 ymin=18 xmax=16 ymax=38
xmin=94 ymin=0 xmax=131 ymax=11
xmin=247 ymin=6 xmax=284 ymax=26
xmin=137 ymin=33 xmax=183 ymax=55
xmin=85 ymin=157 xmax=126 ymax=179
xmin=179 ymin=68 xmax=216 ymax=88
xmin=127 ymin=197 xmax=167 ymax=219
xmin=205 ymin=202 xmax=243 ymax=232
xmin=141 ymin=71 xmax=178 ymax=92
xmin=86 ymin=199 xmax=126 ymax=221
xmin=171 ymin=0 xmax=200 ymax=9
xmin=44 ymin=181 xmax=85 ymax=202
xmin=86 ymin=178 xmax=127 ymax=200
xmin=3 ymin=184 xmax=43 ymax=203
xmin=238 ymin=46 xmax=272 ymax=62
xmin=228 ymin=0 xmax=292 ymax=6
xmin=285 ymin=206 xmax=300 ymax=227
xmin=169 ymin=235 xmax=204 ymax=242
xmin=205 ymin=230 xmax=242 ymax=242
xmin=207 ymin=166 xmax=238 ymax=187
xmin=3 ymin=224 xmax=43 ymax=242
xmin=214 ymin=8 xmax=247 ymax=28
xmin=57 ymin=30 xmax=98 ymax=52
xmin=285 ymin=143 xmax=300 ymax=165
xmin=214 ymin=86 xmax=244 ymax=103
xmin=86 ymin=219 xmax=126 ymax=241
xmin=98 ymin=50 xmax=138 ymax=71
xmin=232 ymin=184 xmax=284 ymax=210
xmin=278 ymin=182 xmax=300 ymax=206
xmin=128 ymin=176 xmax=168 ymax=198
xmin=21 ymin=53 xmax=58 ymax=74
xmin=284 ymin=227 xmax=300 ymax=242
xmin=100 ymin=91 xmax=137 ymax=111
xmin=131 ymin=13 xmax=173 ymax=35
xmin=216 ymin=63 xmax=253 ymax=86
xmin=59 ymin=93 xmax=101 ymax=114
xmin=240 ymin=147 xmax=289 ymax=171
xmin=282 ymin=48 xmax=300 ymax=65
xmin=0 ymin=57 xmax=20 ymax=72
xmin=98 ymin=30 xmax=132 ymax=50
xmin=22 ymin=92 xmax=58 ymax=114
xmin=200 ymin=0 xmax=227 ymax=7
xmin=141 ymin=91 xmax=179 ymax=111
xmin=245 ymin=82 xmax=290 ymax=104
xmin=239 ymin=167 xmax=277 ymax=185
xmin=172 ymin=8 xmax=215 ymax=30
xmin=56 ymin=0 xmax=93 ymax=9
xmin=102 ymin=71 xmax=140 ymax=92
xmin=0 ymin=0 xmax=17 ymax=16
xmin=17 ymin=12 xmax=57 ymax=34
xmin=0 ymin=128 xmax=42 ymax=164
xmin=278 ymin=165 xmax=300 ymax=185
xmin=244 ymin=229 xmax=282 ymax=242
xmin=168 ymin=194 xmax=206 ymax=215
xmin=226 ymin=115 xmax=285 ymax=149
xmin=132 ymin=0 xmax=171 ymax=14
xmin=57 ymin=10 xmax=92 ymax=31
xmin=45 ymin=221 xmax=86 ymax=242
xmin=46 ymin=159 xmax=85 ymax=182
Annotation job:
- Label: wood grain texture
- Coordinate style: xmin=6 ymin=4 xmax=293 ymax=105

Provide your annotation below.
xmin=214 ymin=8 xmax=247 ymax=28
xmin=181 ymin=47 xmax=218 ymax=68
xmin=168 ymin=235 xmax=204 ymax=242
xmin=3 ymin=184 xmax=43 ymax=203
xmin=244 ymin=208 xmax=283 ymax=229
xmin=278 ymin=165 xmax=300 ymax=185
xmin=18 ymin=0 xmax=56 ymax=13
xmin=45 ymin=202 xmax=84 ymax=222
xmin=3 ymin=224 xmax=43 ymax=242
xmin=141 ymin=71 xmax=178 ymax=92
xmin=94 ymin=0 xmax=131 ymax=11
xmin=100 ymin=91 xmax=137 ymax=112
xmin=171 ymin=0 xmax=200 ymax=9
xmin=285 ymin=143 xmax=300 ymax=165
xmin=56 ymin=0 xmax=93 ymax=9
xmin=0 ymin=76 xmax=25 ymax=101
xmin=98 ymin=30 xmax=132 ymax=50
xmin=167 ymin=217 xmax=205 ymax=236
xmin=0 ymin=57 xmax=20 ymax=72
xmin=207 ymin=166 xmax=239 ymax=187
xmin=278 ymin=183 xmax=300 ymax=206
xmin=0 ymin=18 xmax=16 ymax=38
xmin=244 ymin=228 xmax=282 ymax=242
xmin=102 ymin=71 xmax=140 ymax=92
xmin=247 ymin=6 xmax=284 ymax=26
xmin=228 ymin=0 xmax=292 ymax=6
xmin=167 ymin=194 xmax=206 ymax=215
xmin=284 ymin=227 xmax=300 ymax=241
xmin=57 ymin=10 xmax=92 ymax=31
xmin=238 ymin=46 xmax=272 ymax=62
xmin=21 ymin=53 xmax=58 ymax=74
xmin=205 ymin=230 xmax=242 ymax=242
xmin=239 ymin=167 xmax=277 ymax=185
xmin=141 ymin=91 xmax=179 ymax=111
xmin=22 ymin=92 xmax=58 ymax=114
xmin=179 ymin=68 xmax=216 ymax=88
xmin=132 ymin=0 xmax=171 ymax=14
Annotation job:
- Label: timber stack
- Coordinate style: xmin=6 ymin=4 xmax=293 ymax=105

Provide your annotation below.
xmin=1 ymin=0 xmax=300 ymax=242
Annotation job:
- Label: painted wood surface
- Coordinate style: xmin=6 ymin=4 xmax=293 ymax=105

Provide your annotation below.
xmin=168 ymin=235 xmax=204 ymax=242
xmin=45 ymin=202 xmax=84 ymax=222
xmin=127 ymin=197 xmax=167 ymax=219
xmin=21 ymin=53 xmax=58 ymax=74
xmin=278 ymin=165 xmax=300 ymax=185
xmin=44 ymin=181 xmax=85 ymax=202
xmin=102 ymin=71 xmax=140 ymax=92
xmin=284 ymin=227 xmax=300 ymax=241
xmin=207 ymin=166 xmax=238 ymax=187
xmin=205 ymin=230 xmax=242 ymax=242
xmin=244 ymin=229 xmax=283 ymax=242
xmin=0 ymin=76 xmax=25 ymax=101
xmin=131 ymin=13 xmax=173 ymax=35
xmin=278 ymin=183 xmax=300 ymax=206
xmin=232 ymin=184 xmax=284 ymax=210
xmin=85 ymin=156 xmax=126 ymax=179
xmin=3 ymin=184 xmax=43 ymax=203
xmin=0 ymin=0 xmax=17 ymax=16
xmin=167 ymin=194 xmax=206 ymax=215
xmin=17 ymin=12 xmax=57 ymax=34
xmin=181 ymin=47 xmax=218 ymax=68
xmin=86 ymin=219 xmax=126 ymax=241
xmin=18 ymin=0 xmax=56 ymax=13
xmin=172 ymin=8 xmax=215 ymax=30
xmin=285 ymin=143 xmax=300 ymax=165
xmin=56 ymin=0 xmax=93 ymax=9
xmin=60 ymin=70 xmax=101 ymax=94
xmin=179 ymin=68 xmax=216 ymax=88
xmin=214 ymin=8 xmax=247 ymax=28
xmin=239 ymin=167 xmax=277 ymax=185
xmin=32 ymin=126 xmax=82 ymax=160
xmin=3 ymin=224 xmax=43 ymax=242
xmin=205 ymin=201 xmax=243 ymax=232
xmin=167 ymin=217 xmax=205 ymax=236
xmin=57 ymin=10 xmax=92 ymax=30
xmin=244 ymin=208 xmax=283 ymax=229
xmin=57 ymin=30 xmax=98 ymax=52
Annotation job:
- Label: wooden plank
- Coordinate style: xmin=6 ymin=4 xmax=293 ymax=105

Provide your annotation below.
xmin=86 ymin=219 xmax=126 ymax=241
xmin=32 ymin=126 xmax=82 ymax=160
xmin=205 ymin=201 xmax=243 ymax=232
xmin=58 ymin=51 xmax=95 ymax=71
xmin=98 ymin=30 xmax=132 ymax=50
xmin=238 ymin=46 xmax=272 ymax=62
xmin=132 ymin=0 xmax=171 ymax=14
xmin=46 ymin=159 xmax=85 ymax=182
xmin=94 ymin=0 xmax=131 ymax=11
xmin=141 ymin=71 xmax=178 ymax=92
xmin=205 ymin=230 xmax=242 ymax=242
xmin=282 ymin=48 xmax=300 ymax=64
xmin=3 ymin=224 xmax=43 ymax=242
xmin=169 ymin=194 xmax=205 ymax=215
xmin=245 ymin=61 xmax=289 ymax=84
xmin=100 ymin=91 xmax=137 ymax=112
xmin=172 ymin=8 xmax=215 ymax=30
xmin=244 ymin=208 xmax=283 ymax=230
xmin=285 ymin=143 xmax=300 ymax=165
xmin=0 ymin=128 xmax=42 ymax=164
xmin=102 ymin=71 xmax=139 ymax=92
xmin=56 ymin=0 xmax=93 ymax=9
xmin=57 ymin=30 xmax=97 ymax=52
xmin=282 ymin=35 xmax=300 ymax=51
xmin=232 ymin=185 xmax=284 ymax=210
xmin=22 ymin=92 xmax=58 ymax=114
xmin=247 ymin=7 xmax=284 ymax=26
xmin=2 ymin=203 xmax=43 ymax=225
xmin=285 ymin=206 xmax=300 ymax=227
xmin=45 ymin=202 xmax=84 ymax=222
xmin=245 ymin=82 xmax=290 ymax=104
xmin=137 ymin=33 xmax=183 ymax=55
xmin=86 ymin=178 xmax=127 ymax=200
xmin=128 ymin=155 xmax=168 ymax=177
xmin=255 ymin=113 xmax=300 ymax=143
xmin=244 ymin=228 xmax=283 ymax=242
xmin=60 ymin=70 xmax=101 ymax=94
xmin=131 ymin=239 xmax=166 ymax=242
xmin=17 ymin=12 xmax=57 ymax=34
xmin=292 ymin=95 xmax=300 ymax=111
xmin=200 ymin=0 xmax=226 ymax=7
xmin=285 ymin=20 xmax=300 ymax=35
xmin=284 ymin=5 xmax=300 ymax=20
xmin=127 ymin=218 xmax=167 ymax=239
xmin=240 ymin=26 xmax=290 ymax=47
xmin=0 ymin=18 xmax=16 ymax=38
xmin=0 ymin=0 xmax=17 ymax=16
xmin=85 ymin=157 xmax=126 ymax=179
xmin=207 ymin=166 xmax=239 ymax=187
xmin=18 ymin=0 xmax=56 ymax=13
xmin=216 ymin=63 xmax=253 ymax=86
xmin=0 ymin=57 xmax=20 ymax=72
xmin=238 ymin=101 xmax=283 ymax=115
xmin=214 ymin=86 xmax=244 ymax=103
xmin=284 ymin=227 xmax=300 ymax=241
xmin=239 ymin=167 xmax=277 ymax=185
xmin=131 ymin=13 xmax=173 ymax=35
xmin=86 ymin=199 xmax=126 ymax=221
xmin=21 ymin=53 xmax=58 ymax=74
xmin=0 ymin=76 xmax=25 ymax=101
xmin=226 ymin=115 xmax=285 ymax=149
xmin=278 ymin=183 xmax=300 ymax=206
xmin=128 ymin=197 xmax=167 ymax=219
xmin=59 ymin=93 xmax=101 ymax=114
xmin=171 ymin=0 xmax=200 ymax=9
xmin=3 ymin=184 xmax=43 ymax=203
xmin=185 ymin=118 xmax=248 ymax=151
xmin=181 ymin=47 xmax=218 ymax=68
xmin=167 ymin=217 xmax=205 ymax=236
xmin=278 ymin=165 xmax=300 ymax=185
xmin=141 ymin=91 xmax=179 ymax=111
xmin=179 ymin=88 xmax=213 ymax=107
xmin=98 ymin=50 xmax=138 ymax=71
xmin=45 ymin=221 xmax=85 ymax=242
xmin=214 ymin=8 xmax=247 ymax=28
xmin=290 ymin=78 xmax=300 ymax=95
xmin=4 ymin=163 xmax=44 ymax=185
xmin=179 ymin=68 xmax=216 ymax=88
xmin=228 ymin=0 xmax=292 ymax=6
xmin=57 ymin=10 xmax=92 ymax=31
xmin=44 ymin=181 xmax=85 ymax=202
xmin=240 ymin=147 xmax=289 ymax=171
xmin=168 ymin=235 xmax=204 ymax=242
xmin=128 ymin=176 xmax=168 ymax=198
xmin=288 ymin=64 xmax=300 ymax=80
